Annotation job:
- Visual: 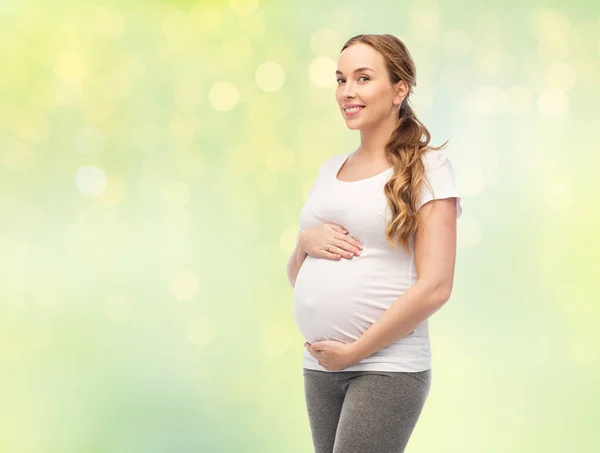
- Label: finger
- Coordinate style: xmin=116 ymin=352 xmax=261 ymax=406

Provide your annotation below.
xmin=329 ymin=243 xmax=356 ymax=260
xmin=340 ymin=236 xmax=363 ymax=253
xmin=347 ymin=236 xmax=363 ymax=250
xmin=322 ymin=248 xmax=342 ymax=260
xmin=331 ymin=235 xmax=361 ymax=255
xmin=330 ymin=224 xmax=348 ymax=235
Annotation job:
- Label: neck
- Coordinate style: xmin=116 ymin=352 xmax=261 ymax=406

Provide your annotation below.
xmin=356 ymin=111 xmax=399 ymax=161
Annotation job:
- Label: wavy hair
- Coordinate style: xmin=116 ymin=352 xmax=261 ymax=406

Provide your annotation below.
xmin=340 ymin=34 xmax=448 ymax=253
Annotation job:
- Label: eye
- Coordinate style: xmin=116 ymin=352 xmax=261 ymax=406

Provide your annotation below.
xmin=336 ymin=76 xmax=370 ymax=84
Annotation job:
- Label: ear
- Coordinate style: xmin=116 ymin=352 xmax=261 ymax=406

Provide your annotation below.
xmin=393 ymin=80 xmax=408 ymax=106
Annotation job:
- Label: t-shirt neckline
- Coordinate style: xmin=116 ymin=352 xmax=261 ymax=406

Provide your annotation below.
xmin=334 ymin=152 xmax=394 ymax=184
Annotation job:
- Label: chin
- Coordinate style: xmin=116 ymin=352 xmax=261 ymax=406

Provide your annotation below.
xmin=345 ymin=123 xmax=361 ymax=130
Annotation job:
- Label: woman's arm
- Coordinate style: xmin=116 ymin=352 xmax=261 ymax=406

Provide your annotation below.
xmin=287 ymin=230 xmax=308 ymax=288
xmin=349 ymin=197 xmax=458 ymax=362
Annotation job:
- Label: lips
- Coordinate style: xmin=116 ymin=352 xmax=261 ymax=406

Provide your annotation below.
xmin=344 ymin=105 xmax=365 ymax=116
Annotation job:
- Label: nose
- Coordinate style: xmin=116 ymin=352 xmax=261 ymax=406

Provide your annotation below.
xmin=342 ymin=81 xmax=355 ymax=99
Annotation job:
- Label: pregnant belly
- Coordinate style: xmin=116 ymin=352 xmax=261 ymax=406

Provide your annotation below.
xmin=293 ymin=255 xmax=398 ymax=344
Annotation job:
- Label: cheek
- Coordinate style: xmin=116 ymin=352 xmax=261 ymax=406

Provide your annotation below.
xmin=364 ymin=88 xmax=390 ymax=109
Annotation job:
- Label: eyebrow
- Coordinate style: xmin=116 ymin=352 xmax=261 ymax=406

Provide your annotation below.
xmin=335 ymin=67 xmax=374 ymax=75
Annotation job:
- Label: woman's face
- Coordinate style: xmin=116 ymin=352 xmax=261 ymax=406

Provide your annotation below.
xmin=335 ymin=43 xmax=405 ymax=130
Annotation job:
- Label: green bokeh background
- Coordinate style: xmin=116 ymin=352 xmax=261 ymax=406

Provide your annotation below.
xmin=1 ymin=0 xmax=599 ymax=452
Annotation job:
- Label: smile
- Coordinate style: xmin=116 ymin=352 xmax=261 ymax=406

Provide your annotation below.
xmin=344 ymin=106 xmax=365 ymax=116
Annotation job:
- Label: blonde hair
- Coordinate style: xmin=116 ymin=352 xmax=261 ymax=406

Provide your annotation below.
xmin=340 ymin=33 xmax=448 ymax=253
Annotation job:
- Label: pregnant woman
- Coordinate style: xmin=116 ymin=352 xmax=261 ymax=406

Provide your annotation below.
xmin=286 ymin=34 xmax=462 ymax=453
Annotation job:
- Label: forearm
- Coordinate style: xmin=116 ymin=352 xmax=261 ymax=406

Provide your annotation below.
xmin=351 ymin=279 xmax=450 ymax=362
xmin=287 ymin=234 xmax=308 ymax=288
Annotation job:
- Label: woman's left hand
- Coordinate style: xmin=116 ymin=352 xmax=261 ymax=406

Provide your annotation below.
xmin=304 ymin=340 xmax=359 ymax=371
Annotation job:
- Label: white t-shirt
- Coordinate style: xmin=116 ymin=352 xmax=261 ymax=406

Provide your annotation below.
xmin=294 ymin=149 xmax=462 ymax=372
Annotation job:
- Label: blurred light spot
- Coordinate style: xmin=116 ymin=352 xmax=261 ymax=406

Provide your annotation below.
xmin=170 ymin=269 xmax=199 ymax=301
xmin=174 ymin=80 xmax=204 ymax=112
xmin=264 ymin=144 xmax=294 ymax=174
xmin=268 ymin=87 xmax=292 ymax=119
xmin=75 ymin=126 xmax=105 ymax=157
xmin=26 ymin=81 xmax=55 ymax=113
xmin=530 ymin=9 xmax=571 ymax=41
xmin=94 ymin=6 xmax=124 ymax=38
xmin=105 ymin=70 xmax=132 ymax=102
xmin=471 ymin=85 xmax=506 ymax=115
xmin=54 ymin=80 xmax=83 ymax=106
xmin=537 ymin=38 xmax=569 ymax=60
xmin=504 ymin=85 xmax=532 ymax=115
xmin=15 ymin=113 xmax=50 ymax=143
xmin=537 ymin=89 xmax=569 ymax=118
xmin=474 ymin=47 xmax=513 ymax=78
xmin=2 ymin=140 xmax=35 ymax=172
xmin=544 ymin=61 xmax=576 ymax=91
xmin=229 ymin=0 xmax=259 ymax=16
xmin=279 ymin=88 xmax=293 ymax=117
xmin=209 ymin=81 xmax=239 ymax=112
xmin=440 ymin=63 xmax=469 ymax=92
xmin=455 ymin=167 xmax=485 ymax=197
xmin=103 ymin=291 xmax=135 ymax=321
xmin=309 ymin=56 xmax=337 ymax=88
xmin=280 ymin=226 xmax=299 ymax=255
xmin=162 ymin=9 xmax=189 ymax=41
xmin=260 ymin=324 xmax=291 ymax=357
xmin=457 ymin=215 xmax=481 ymax=249
xmin=409 ymin=0 xmax=441 ymax=38
xmin=255 ymin=61 xmax=285 ymax=92
xmin=132 ymin=121 xmax=162 ymax=152
xmin=169 ymin=113 xmax=198 ymax=145
xmin=443 ymin=29 xmax=473 ymax=58
xmin=160 ymin=180 xmax=191 ymax=210
xmin=544 ymin=179 xmax=574 ymax=211
xmin=187 ymin=316 xmax=217 ymax=347
xmin=53 ymin=52 xmax=88 ymax=84
xmin=99 ymin=177 xmax=125 ymax=206
xmin=222 ymin=34 xmax=253 ymax=65
xmin=75 ymin=165 xmax=107 ymax=196
xmin=190 ymin=3 xmax=221 ymax=31
xmin=310 ymin=28 xmax=340 ymax=57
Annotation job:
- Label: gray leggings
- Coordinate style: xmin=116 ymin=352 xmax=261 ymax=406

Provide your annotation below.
xmin=303 ymin=368 xmax=432 ymax=453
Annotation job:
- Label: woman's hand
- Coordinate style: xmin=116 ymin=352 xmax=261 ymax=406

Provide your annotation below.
xmin=304 ymin=340 xmax=360 ymax=371
xmin=299 ymin=224 xmax=363 ymax=261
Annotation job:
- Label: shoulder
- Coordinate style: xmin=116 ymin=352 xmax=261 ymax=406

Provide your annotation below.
xmin=316 ymin=152 xmax=349 ymax=175
xmin=421 ymin=149 xmax=451 ymax=170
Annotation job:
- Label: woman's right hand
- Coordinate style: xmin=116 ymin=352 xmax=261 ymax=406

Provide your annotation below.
xmin=299 ymin=224 xmax=363 ymax=260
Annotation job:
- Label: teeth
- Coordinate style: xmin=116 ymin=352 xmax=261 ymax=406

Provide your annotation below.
xmin=345 ymin=106 xmax=364 ymax=113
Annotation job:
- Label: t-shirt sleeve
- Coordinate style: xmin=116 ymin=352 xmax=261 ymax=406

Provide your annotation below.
xmin=303 ymin=154 xmax=338 ymax=200
xmin=417 ymin=151 xmax=463 ymax=218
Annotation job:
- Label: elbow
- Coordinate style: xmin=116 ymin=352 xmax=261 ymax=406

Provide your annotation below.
xmin=435 ymin=282 xmax=453 ymax=305
xmin=425 ymin=279 xmax=453 ymax=306
xmin=286 ymin=259 xmax=296 ymax=288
